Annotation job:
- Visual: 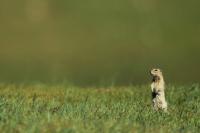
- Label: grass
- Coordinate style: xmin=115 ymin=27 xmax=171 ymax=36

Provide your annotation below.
xmin=0 ymin=83 xmax=199 ymax=133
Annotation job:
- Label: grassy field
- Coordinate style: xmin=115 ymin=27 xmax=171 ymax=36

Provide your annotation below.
xmin=0 ymin=83 xmax=199 ymax=133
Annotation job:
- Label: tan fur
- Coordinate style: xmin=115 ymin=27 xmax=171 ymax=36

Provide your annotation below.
xmin=150 ymin=68 xmax=167 ymax=112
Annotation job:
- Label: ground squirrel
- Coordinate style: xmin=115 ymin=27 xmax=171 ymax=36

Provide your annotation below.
xmin=150 ymin=68 xmax=167 ymax=112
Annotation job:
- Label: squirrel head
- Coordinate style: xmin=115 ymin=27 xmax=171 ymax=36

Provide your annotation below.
xmin=150 ymin=68 xmax=163 ymax=78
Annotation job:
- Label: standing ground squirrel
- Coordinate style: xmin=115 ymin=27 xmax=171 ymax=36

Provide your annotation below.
xmin=150 ymin=68 xmax=167 ymax=112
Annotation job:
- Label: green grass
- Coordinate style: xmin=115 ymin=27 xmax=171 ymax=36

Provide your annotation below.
xmin=0 ymin=83 xmax=199 ymax=133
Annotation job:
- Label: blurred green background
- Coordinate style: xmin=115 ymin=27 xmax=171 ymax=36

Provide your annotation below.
xmin=0 ymin=0 xmax=200 ymax=85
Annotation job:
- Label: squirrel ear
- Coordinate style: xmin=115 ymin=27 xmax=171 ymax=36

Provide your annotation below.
xmin=160 ymin=69 xmax=163 ymax=73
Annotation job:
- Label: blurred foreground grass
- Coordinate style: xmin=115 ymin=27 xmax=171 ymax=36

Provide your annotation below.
xmin=0 ymin=83 xmax=199 ymax=133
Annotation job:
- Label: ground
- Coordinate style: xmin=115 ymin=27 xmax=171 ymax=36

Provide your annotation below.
xmin=0 ymin=83 xmax=199 ymax=133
